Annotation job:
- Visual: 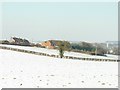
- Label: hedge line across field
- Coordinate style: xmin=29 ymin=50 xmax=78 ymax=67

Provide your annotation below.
xmin=0 ymin=46 xmax=119 ymax=62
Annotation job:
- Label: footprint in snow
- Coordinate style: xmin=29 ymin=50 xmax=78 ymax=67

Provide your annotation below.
xmin=51 ymin=75 xmax=55 ymax=76
xmin=81 ymin=81 xmax=84 ymax=83
xmin=68 ymin=83 xmax=71 ymax=84
xmin=37 ymin=86 xmax=39 ymax=88
xmin=13 ymin=78 xmax=16 ymax=79
xmin=109 ymin=84 xmax=111 ymax=86
xmin=101 ymin=83 xmax=105 ymax=85
xmin=38 ymin=76 xmax=40 ymax=78
xmin=20 ymin=84 xmax=22 ymax=86
xmin=63 ymin=85 xmax=67 ymax=87
xmin=98 ymin=81 xmax=101 ymax=83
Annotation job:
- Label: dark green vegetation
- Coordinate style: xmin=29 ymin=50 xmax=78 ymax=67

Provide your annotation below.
xmin=70 ymin=42 xmax=108 ymax=55
xmin=57 ymin=41 xmax=71 ymax=58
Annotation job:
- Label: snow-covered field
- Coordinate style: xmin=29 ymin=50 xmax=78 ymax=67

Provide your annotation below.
xmin=0 ymin=44 xmax=118 ymax=60
xmin=0 ymin=47 xmax=118 ymax=88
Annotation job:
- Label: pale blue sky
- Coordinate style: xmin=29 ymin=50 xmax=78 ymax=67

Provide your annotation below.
xmin=1 ymin=2 xmax=118 ymax=42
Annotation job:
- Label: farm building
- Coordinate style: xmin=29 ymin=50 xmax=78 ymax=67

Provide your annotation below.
xmin=9 ymin=37 xmax=30 ymax=46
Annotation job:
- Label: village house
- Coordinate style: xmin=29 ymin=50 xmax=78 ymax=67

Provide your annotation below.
xmin=41 ymin=40 xmax=56 ymax=49
xmin=9 ymin=37 xmax=30 ymax=46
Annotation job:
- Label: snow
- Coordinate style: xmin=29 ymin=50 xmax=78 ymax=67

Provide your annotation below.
xmin=105 ymin=54 xmax=119 ymax=59
xmin=0 ymin=48 xmax=118 ymax=88
xmin=0 ymin=44 xmax=118 ymax=60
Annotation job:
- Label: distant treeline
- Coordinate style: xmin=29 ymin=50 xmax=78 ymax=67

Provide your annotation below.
xmin=67 ymin=42 xmax=107 ymax=56
xmin=0 ymin=37 xmax=119 ymax=55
